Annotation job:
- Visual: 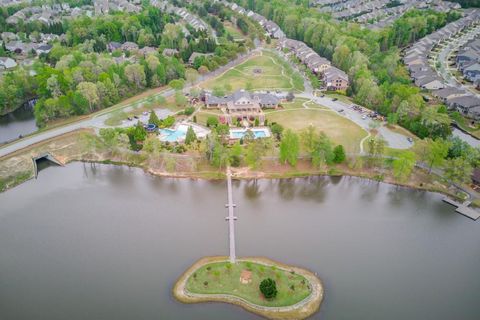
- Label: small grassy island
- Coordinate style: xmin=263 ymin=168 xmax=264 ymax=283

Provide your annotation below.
xmin=173 ymin=256 xmax=323 ymax=320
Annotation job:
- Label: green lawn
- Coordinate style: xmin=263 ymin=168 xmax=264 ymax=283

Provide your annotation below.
xmin=267 ymin=109 xmax=367 ymax=153
xmin=201 ymin=51 xmax=304 ymax=92
xmin=185 ymin=261 xmax=311 ymax=307
xmin=224 ymin=21 xmax=245 ymax=40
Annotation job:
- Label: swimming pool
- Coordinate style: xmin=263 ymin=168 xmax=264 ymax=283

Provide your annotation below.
xmin=159 ymin=128 xmax=186 ymax=142
xmin=159 ymin=123 xmax=211 ymax=142
xmin=229 ymin=128 xmax=271 ymax=140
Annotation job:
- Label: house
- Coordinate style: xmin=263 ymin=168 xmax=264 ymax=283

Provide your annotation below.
xmin=5 ymin=41 xmax=27 ymax=54
xmin=107 ymin=41 xmax=122 ymax=52
xmin=205 ymin=90 xmax=280 ymax=112
xmin=324 ymin=67 xmax=349 ymax=91
xmin=138 ymin=46 xmax=157 ymax=57
xmin=36 ymin=44 xmax=52 ymax=55
xmin=1 ymin=32 xmax=17 ymax=42
xmin=121 ymin=42 xmax=139 ymax=52
xmin=432 ymin=87 xmax=468 ymax=102
xmin=463 ymin=62 xmax=480 ymax=82
xmin=0 ymin=57 xmax=17 ymax=70
xmin=415 ymin=76 xmax=445 ymax=90
xmin=162 ymin=48 xmax=178 ymax=57
xmin=447 ymin=95 xmax=480 ymax=119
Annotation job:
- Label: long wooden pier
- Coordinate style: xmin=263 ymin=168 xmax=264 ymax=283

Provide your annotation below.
xmin=443 ymin=197 xmax=480 ymax=221
xmin=225 ymin=167 xmax=237 ymax=263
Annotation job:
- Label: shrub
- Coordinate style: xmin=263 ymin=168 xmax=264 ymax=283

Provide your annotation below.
xmin=259 ymin=278 xmax=277 ymax=299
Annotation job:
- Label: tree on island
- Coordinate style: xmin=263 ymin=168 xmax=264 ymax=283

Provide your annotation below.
xmin=259 ymin=278 xmax=277 ymax=300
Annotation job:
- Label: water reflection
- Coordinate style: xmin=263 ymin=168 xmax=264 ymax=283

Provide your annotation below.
xmin=0 ymin=164 xmax=478 ymax=320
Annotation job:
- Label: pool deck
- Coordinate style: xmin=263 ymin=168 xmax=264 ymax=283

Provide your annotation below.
xmin=442 ymin=197 xmax=480 ymax=220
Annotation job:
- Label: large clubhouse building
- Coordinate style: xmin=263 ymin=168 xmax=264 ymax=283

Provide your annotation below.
xmin=205 ymin=90 xmax=280 ymax=124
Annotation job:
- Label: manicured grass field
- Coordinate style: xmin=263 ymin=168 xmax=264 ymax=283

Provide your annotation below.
xmin=185 ymin=261 xmax=311 ymax=307
xmin=194 ymin=110 xmax=224 ymax=126
xmin=267 ymin=109 xmax=367 ymax=153
xmin=201 ymin=51 xmax=304 ymax=92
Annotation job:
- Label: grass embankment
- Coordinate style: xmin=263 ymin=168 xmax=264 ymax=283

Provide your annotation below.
xmin=186 ymin=261 xmax=311 ymax=307
xmin=201 ymin=51 xmax=304 ymax=92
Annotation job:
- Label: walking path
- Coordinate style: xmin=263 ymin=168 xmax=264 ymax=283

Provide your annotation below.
xmin=225 ymin=167 xmax=237 ymax=263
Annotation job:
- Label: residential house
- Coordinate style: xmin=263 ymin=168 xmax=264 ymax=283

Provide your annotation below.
xmin=432 ymin=87 xmax=468 ymax=102
xmin=447 ymin=95 xmax=480 ymax=119
xmin=138 ymin=46 xmax=157 ymax=57
xmin=121 ymin=42 xmax=139 ymax=52
xmin=324 ymin=67 xmax=349 ymax=91
xmin=162 ymin=48 xmax=179 ymax=57
xmin=463 ymin=62 xmax=480 ymax=82
xmin=415 ymin=76 xmax=445 ymax=90
xmin=107 ymin=41 xmax=122 ymax=52
xmin=36 ymin=44 xmax=52 ymax=55
xmin=0 ymin=57 xmax=17 ymax=70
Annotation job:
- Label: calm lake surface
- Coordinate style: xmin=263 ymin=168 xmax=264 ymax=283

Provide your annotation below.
xmin=0 ymin=163 xmax=479 ymax=320
xmin=0 ymin=105 xmax=37 ymax=144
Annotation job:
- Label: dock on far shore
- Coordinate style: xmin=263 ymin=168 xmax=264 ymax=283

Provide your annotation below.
xmin=442 ymin=197 xmax=480 ymax=221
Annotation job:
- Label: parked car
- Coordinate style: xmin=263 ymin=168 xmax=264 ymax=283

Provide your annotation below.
xmin=407 ymin=137 xmax=413 ymax=143
xmin=127 ymin=117 xmax=133 ymax=121
xmin=362 ymin=115 xmax=367 ymax=120
xmin=142 ymin=111 xmax=148 ymax=116
xmin=134 ymin=115 xmax=139 ymax=119
xmin=338 ymin=109 xmax=344 ymax=113
xmin=332 ymin=98 xmax=338 ymax=101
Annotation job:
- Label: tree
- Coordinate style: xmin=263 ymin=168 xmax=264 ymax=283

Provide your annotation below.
xmin=185 ymin=126 xmax=197 ymax=145
xmin=206 ymin=116 xmax=219 ymax=127
xmin=169 ymin=79 xmax=185 ymax=91
xmin=311 ymin=132 xmax=334 ymax=168
xmin=76 ymin=81 xmax=99 ymax=112
xmin=444 ymin=157 xmax=473 ymax=184
xmin=279 ymin=130 xmax=299 ymax=166
xmin=366 ymin=136 xmax=386 ymax=167
xmin=245 ymin=140 xmax=264 ymax=169
xmin=99 ymin=128 xmax=119 ymax=151
xmin=392 ymin=151 xmax=416 ymax=182
xmin=148 ymin=111 xmax=160 ymax=126
xmin=229 ymin=141 xmax=243 ymax=167
xmin=333 ymin=145 xmax=346 ymax=164
xmin=259 ymin=278 xmax=277 ymax=300
xmin=286 ymin=91 xmax=295 ymax=102
xmin=270 ymin=123 xmax=284 ymax=140
xmin=125 ymin=64 xmax=146 ymax=89
xmin=175 ymin=91 xmax=187 ymax=107
xmin=426 ymin=139 xmax=450 ymax=173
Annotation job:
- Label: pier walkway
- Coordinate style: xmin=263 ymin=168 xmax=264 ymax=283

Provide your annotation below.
xmin=225 ymin=167 xmax=237 ymax=263
xmin=443 ymin=197 xmax=480 ymax=221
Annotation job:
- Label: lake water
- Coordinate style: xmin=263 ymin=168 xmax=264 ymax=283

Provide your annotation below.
xmin=0 ymin=105 xmax=37 ymax=144
xmin=0 ymin=163 xmax=479 ymax=320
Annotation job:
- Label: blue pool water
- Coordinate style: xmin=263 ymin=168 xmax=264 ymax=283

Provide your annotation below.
xmin=230 ymin=129 xmax=268 ymax=139
xmin=160 ymin=129 xmax=186 ymax=142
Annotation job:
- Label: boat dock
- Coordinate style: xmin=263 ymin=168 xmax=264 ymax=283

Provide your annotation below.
xmin=442 ymin=197 xmax=480 ymax=221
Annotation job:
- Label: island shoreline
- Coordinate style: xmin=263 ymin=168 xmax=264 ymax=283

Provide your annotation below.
xmin=173 ymin=256 xmax=324 ymax=320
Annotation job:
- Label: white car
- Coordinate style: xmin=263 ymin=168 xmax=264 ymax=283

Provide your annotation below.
xmin=362 ymin=115 xmax=367 ymax=120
